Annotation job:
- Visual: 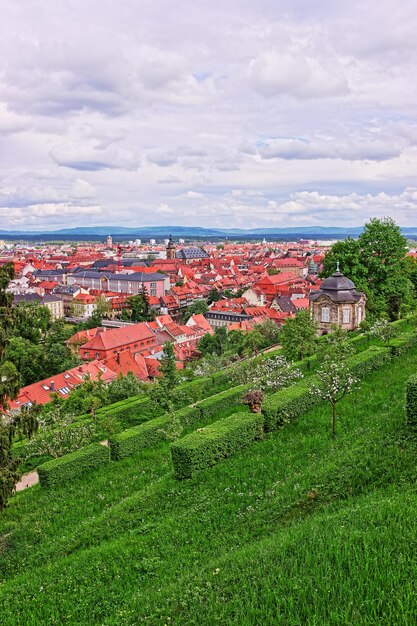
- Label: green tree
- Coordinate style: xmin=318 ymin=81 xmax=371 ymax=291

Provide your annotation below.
xmin=359 ymin=217 xmax=411 ymax=319
xmin=43 ymin=343 xmax=81 ymax=379
xmin=183 ymin=300 xmax=209 ymax=322
xmin=310 ymin=352 xmax=357 ymax=438
xmin=106 ymin=372 xmax=146 ymax=404
xmin=207 ymin=288 xmax=221 ymax=304
xmin=127 ymin=287 xmax=153 ymax=322
xmin=0 ymin=361 xmax=21 ymax=413
xmin=13 ymin=302 xmax=51 ymax=343
xmin=159 ymin=342 xmax=178 ymax=388
xmin=280 ymin=310 xmax=317 ymax=361
xmin=0 ymin=361 xmax=30 ymax=513
xmin=267 ymin=268 xmax=280 ymax=276
xmin=0 ymin=263 xmax=16 ymax=359
xmin=26 ymin=407 xmax=96 ymax=459
xmin=255 ymin=319 xmax=281 ymax=347
xmin=3 ymin=337 xmax=47 ymax=386
xmin=320 ymin=237 xmax=366 ymax=288
xmin=321 ymin=218 xmax=414 ymax=320
xmin=150 ymin=342 xmax=179 ymax=412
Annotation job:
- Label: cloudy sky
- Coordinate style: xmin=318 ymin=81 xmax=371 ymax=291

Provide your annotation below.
xmin=1 ymin=0 xmax=417 ymax=231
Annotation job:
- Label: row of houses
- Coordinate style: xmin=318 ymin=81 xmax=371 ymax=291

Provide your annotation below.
xmin=7 ymin=313 xmax=213 ymax=412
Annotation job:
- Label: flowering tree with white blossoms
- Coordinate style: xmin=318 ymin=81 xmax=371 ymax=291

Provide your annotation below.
xmin=370 ymin=319 xmax=397 ymax=345
xmin=230 ymin=355 xmax=303 ymax=392
xmin=25 ymin=407 xmax=96 ymax=459
xmin=310 ymin=355 xmax=358 ymax=438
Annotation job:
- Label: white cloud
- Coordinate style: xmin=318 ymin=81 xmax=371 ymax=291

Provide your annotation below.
xmin=0 ymin=1 xmax=417 ymax=229
xmin=70 ymin=179 xmax=97 ymax=199
xmin=248 ymin=50 xmax=349 ymax=99
xmin=0 ymin=103 xmax=29 ymax=135
xmin=184 ymin=191 xmax=204 ymax=199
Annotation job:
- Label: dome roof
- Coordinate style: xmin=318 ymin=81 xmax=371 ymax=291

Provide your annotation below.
xmin=309 ymin=268 xmax=364 ymax=304
xmin=321 ymin=270 xmax=356 ymax=292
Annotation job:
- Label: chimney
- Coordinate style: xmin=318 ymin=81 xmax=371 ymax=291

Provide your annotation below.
xmin=78 ymin=365 xmax=83 ymax=372
xmin=50 ymin=380 xmax=55 ymax=391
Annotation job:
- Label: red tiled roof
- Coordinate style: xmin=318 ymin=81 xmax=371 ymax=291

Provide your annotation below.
xmin=8 ymin=360 xmax=117 ymax=411
xmin=81 ymin=322 xmax=155 ymax=352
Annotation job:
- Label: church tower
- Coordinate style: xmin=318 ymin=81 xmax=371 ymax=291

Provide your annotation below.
xmin=166 ymin=234 xmax=176 ymax=260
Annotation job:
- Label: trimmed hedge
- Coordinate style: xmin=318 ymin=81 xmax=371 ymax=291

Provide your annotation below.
xmin=348 ymin=346 xmax=392 ymax=378
xmin=97 ymin=395 xmax=163 ymax=426
xmin=406 ymin=375 xmax=417 ymax=429
xmin=389 ymin=332 xmax=417 ymax=357
xmin=37 ymin=443 xmax=110 ymax=488
xmin=171 ymin=411 xmax=264 ymax=479
xmin=262 ymin=377 xmax=320 ymax=432
xmin=109 ymin=406 xmax=200 ymax=460
xmin=197 ymin=384 xmax=250 ymax=420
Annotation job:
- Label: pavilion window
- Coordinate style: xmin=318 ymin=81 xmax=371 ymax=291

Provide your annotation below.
xmin=321 ymin=307 xmax=330 ymax=323
xmin=342 ymin=309 xmax=351 ymax=324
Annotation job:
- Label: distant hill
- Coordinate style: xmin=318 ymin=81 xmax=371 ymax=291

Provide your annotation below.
xmin=1 ymin=224 xmax=417 ymax=239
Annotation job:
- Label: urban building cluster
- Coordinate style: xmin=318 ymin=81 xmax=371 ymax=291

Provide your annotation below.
xmin=1 ymin=235 xmax=364 ymax=410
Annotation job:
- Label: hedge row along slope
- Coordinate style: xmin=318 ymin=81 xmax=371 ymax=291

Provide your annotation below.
xmin=171 ymin=411 xmax=264 ymax=479
xmin=36 ymin=330 xmax=417 ymax=486
xmin=37 ymin=443 xmax=110 ymax=488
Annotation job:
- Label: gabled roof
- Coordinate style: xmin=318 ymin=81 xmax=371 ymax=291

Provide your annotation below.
xmin=8 ymin=360 xmax=117 ymax=412
xmin=81 ymin=322 xmax=155 ymax=352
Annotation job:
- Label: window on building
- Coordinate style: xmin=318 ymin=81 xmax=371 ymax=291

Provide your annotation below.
xmin=95 ymin=352 xmax=100 ymax=359
xmin=150 ymin=289 xmax=157 ymax=296
xmin=84 ymin=351 xmax=89 ymax=358
xmin=357 ymin=306 xmax=363 ymax=324
xmin=59 ymin=387 xmax=70 ymax=395
xmin=321 ymin=307 xmax=330 ymax=323
xmin=342 ymin=308 xmax=351 ymax=324
xmin=150 ymin=282 xmax=156 ymax=288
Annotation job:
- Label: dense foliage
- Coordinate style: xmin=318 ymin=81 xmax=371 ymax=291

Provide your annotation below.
xmin=322 ymin=217 xmax=415 ymax=319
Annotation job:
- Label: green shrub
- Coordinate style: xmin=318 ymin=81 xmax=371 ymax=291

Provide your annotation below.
xmin=171 ymin=378 xmax=214 ymax=407
xmin=97 ymin=395 xmax=163 ymax=427
xmin=209 ymin=370 xmax=234 ymax=393
xmin=346 ymin=333 xmax=372 ymax=351
xmin=171 ymin=411 xmax=264 ymax=479
xmin=391 ymin=315 xmax=417 ymax=331
xmin=109 ymin=406 xmax=200 ymax=460
xmin=37 ymin=443 xmax=110 ymax=488
xmin=389 ymin=332 xmax=417 ymax=356
xmin=262 ymin=378 xmax=319 ymax=432
xmin=406 ymin=375 xmax=417 ymax=429
xmin=348 ymin=346 xmax=392 ymax=378
xmin=197 ymin=384 xmax=250 ymax=420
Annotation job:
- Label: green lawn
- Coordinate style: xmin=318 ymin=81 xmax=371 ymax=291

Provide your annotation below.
xmin=1 ymin=347 xmax=416 ymax=625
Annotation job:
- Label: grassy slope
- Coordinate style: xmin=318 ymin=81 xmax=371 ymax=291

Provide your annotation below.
xmin=1 ymin=348 xmax=417 ymax=625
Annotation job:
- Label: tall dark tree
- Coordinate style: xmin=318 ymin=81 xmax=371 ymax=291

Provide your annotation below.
xmin=321 ymin=218 xmax=414 ymax=320
xmin=0 ymin=263 xmax=15 ymax=359
xmin=320 ymin=238 xmax=366 ymax=290
xmin=127 ymin=286 xmax=153 ymax=322
xmin=207 ymin=288 xmax=221 ymax=304
xmin=280 ymin=310 xmax=317 ymax=361
xmin=183 ymin=300 xmax=208 ymax=322
xmin=0 ymin=361 xmax=34 ymax=513
xmin=159 ymin=342 xmax=178 ymax=388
